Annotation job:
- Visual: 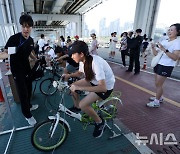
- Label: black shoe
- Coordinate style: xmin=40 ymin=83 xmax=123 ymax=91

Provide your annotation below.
xmin=134 ymin=72 xmax=140 ymax=75
xmin=68 ymin=106 xmax=81 ymax=112
xmin=93 ymin=119 xmax=106 ymax=138
xmin=126 ymin=70 xmax=132 ymax=72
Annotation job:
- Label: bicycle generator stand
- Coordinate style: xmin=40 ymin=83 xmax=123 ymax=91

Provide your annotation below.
xmin=106 ymin=121 xmax=123 ymax=139
xmin=0 ymin=69 xmax=33 ymax=154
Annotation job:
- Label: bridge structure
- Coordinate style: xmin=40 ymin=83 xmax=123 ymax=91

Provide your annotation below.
xmin=0 ymin=0 xmax=161 ymax=46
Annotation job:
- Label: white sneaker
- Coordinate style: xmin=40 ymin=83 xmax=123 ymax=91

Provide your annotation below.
xmin=30 ymin=104 xmax=39 ymax=111
xmin=25 ymin=116 xmax=37 ymax=126
xmin=149 ymin=97 xmax=163 ymax=103
xmin=146 ymin=101 xmax=160 ymax=108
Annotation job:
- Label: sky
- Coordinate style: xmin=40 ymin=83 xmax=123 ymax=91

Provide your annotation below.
xmin=84 ymin=0 xmax=137 ymax=32
xmin=84 ymin=0 xmax=180 ymax=32
xmin=156 ymin=0 xmax=180 ymax=27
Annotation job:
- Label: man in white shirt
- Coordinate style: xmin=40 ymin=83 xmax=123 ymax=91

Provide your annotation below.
xmin=38 ymin=34 xmax=46 ymax=54
xmin=44 ymin=45 xmax=56 ymax=59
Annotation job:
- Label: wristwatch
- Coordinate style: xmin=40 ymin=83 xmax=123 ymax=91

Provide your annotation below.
xmin=165 ymin=50 xmax=169 ymax=53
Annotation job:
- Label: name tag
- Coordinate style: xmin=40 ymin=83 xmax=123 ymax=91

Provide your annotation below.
xmin=8 ymin=47 xmax=16 ymax=55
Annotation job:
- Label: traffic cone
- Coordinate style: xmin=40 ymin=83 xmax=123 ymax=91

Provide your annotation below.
xmin=142 ymin=56 xmax=147 ymax=70
xmin=5 ymin=59 xmax=10 ymax=70
xmin=6 ymin=63 xmax=10 ymax=70
xmin=0 ymin=87 xmax=5 ymax=102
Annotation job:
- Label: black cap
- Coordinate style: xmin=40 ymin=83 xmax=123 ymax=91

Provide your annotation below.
xmin=69 ymin=41 xmax=89 ymax=55
xmin=91 ymin=33 xmax=96 ymax=37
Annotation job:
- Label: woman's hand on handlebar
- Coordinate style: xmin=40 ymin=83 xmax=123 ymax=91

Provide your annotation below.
xmin=70 ymin=84 xmax=81 ymax=92
xmin=62 ymin=73 xmax=70 ymax=81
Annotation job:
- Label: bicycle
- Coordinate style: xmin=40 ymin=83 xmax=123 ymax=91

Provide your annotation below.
xmin=31 ymin=79 xmax=122 ymax=151
xmin=39 ymin=58 xmax=64 ymax=95
xmin=39 ymin=58 xmax=79 ymax=96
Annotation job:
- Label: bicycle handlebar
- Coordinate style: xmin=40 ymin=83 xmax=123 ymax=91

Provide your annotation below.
xmin=74 ymin=90 xmax=82 ymax=94
xmin=53 ymin=79 xmax=84 ymax=95
xmin=53 ymin=80 xmax=69 ymax=91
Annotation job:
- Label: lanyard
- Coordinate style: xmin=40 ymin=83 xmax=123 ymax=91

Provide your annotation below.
xmin=17 ymin=33 xmax=29 ymax=48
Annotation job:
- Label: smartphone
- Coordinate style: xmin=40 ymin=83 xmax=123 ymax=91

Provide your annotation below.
xmin=156 ymin=44 xmax=159 ymax=48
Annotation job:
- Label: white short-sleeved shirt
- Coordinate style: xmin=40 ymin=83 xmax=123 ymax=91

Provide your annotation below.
xmin=79 ymin=55 xmax=115 ymax=90
xmin=60 ymin=41 xmax=66 ymax=47
xmin=158 ymin=39 xmax=180 ymax=66
xmin=38 ymin=38 xmax=46 ymax=51
xmin=110 ymin=37 xmax=118 ymax=51
xmin=47 ymin=49 xmax=56 ymax=58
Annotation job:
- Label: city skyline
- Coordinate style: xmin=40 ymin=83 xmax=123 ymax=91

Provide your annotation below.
xmin=84 ymin=0 xmax=180 ymax=34
xmin=84 ymin=0 xmax=137 ymax=34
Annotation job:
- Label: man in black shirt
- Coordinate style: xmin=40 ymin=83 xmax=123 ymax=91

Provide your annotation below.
xmin=126 ymin=29 xmax=143 ymax=75
xmin=0 ymin=14 xmax=38 ymax=126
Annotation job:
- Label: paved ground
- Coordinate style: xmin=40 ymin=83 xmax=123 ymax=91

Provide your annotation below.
xmin=109 ymin=62 xmax=180 ymax=153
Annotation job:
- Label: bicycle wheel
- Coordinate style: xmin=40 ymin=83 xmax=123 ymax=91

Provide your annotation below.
xmin=40 ymin=78 xmax=58 ymax=95
xmin=31 ymin=120 xmax=69 ymax=151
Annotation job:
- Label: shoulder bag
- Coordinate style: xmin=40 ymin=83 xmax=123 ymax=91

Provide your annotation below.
xmin=151 ymin=51 xmax=164 ymax=67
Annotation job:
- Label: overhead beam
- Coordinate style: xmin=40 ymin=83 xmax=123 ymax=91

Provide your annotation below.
xmin=30 ymin=13 xmax=81 ymax=23
xmin=33 ymin=25 xmax=65 ymax=29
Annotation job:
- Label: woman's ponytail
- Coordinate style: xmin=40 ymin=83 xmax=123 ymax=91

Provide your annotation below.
xmin=84 ymin=55 xmax=94 ymax=81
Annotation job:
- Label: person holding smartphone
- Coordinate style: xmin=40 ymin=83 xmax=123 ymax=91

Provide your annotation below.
xmin=147 ymin=23 xmax=180 ymax=107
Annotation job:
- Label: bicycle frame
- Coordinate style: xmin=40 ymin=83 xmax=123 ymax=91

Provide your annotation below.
xmin=47 ymin=90 xmax=82 ymax=133
xmin=48 ymin=113 xmax=71 ymax=134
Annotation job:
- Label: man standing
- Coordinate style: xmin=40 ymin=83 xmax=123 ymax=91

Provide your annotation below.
xmin=126 ymin=29 xmax=143 ymax=75
xmin=38 ymin=34 xmax=46 ymax=54
xmin=0 ymin=14 xmax=38 ymax=126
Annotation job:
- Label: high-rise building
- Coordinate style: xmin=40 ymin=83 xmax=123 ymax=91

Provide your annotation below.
xmin=83 ymin=23 xmax=90 ymax=37
xmin=109 ymin=19 xmax=120 ymax=34
xmin=99 ymin=18 xmax=106 ymax=37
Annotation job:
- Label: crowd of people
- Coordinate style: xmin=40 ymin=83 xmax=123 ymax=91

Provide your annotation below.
xmin=0 ymin=13 xmax=180 ymax=139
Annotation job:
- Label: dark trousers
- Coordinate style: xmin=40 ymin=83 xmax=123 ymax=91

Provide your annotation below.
xmin=128 ymin=50 xmax=140 ymax=73
xmin=121 ymin=50 xmax=127 ymax=66
xmin=14 ymin=74 xmax=32 ymax=118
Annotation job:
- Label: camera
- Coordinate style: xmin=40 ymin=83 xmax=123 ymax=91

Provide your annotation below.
xmin=156 ymin=44 xmax=159 ymax=48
